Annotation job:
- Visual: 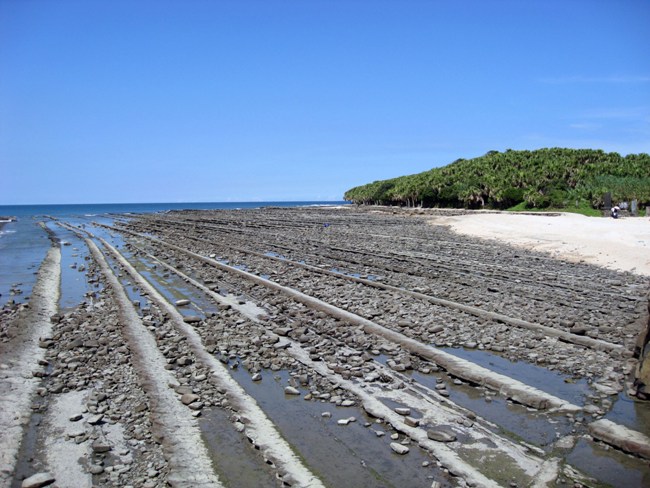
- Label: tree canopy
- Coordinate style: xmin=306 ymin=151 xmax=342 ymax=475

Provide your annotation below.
xmin=343 ymin=148 xmax=650 ymax=210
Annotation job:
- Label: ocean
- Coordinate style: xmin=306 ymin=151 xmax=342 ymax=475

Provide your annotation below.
xmin=0 ymin=201 xmax=346 ymax=306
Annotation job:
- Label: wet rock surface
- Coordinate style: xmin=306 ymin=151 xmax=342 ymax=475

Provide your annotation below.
xmin=3 ymin=207 xmax=649 ymax=487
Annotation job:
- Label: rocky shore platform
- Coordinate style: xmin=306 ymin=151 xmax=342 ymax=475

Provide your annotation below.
xmin=1 ymin=206 xmax=649 ymax=487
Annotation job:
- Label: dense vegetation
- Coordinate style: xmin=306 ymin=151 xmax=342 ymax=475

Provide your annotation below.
xmin=344 ymin=148 xmax=650 ymax=211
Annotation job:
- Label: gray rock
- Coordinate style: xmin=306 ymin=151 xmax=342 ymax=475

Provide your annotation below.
xmin=570 ymin=325 xmax=588 ymax=336
xmin=88 ymin=464 xmax=104 ymax=475
xmin=21 ymin=473 xmax=55 ymax=488
xmin=181 ymin=393 xmax=200 ymax=405
xmin=390 ymin=442 xmax=410 ymax=454
xmin=394 ymin=407 xmax=411 ymax=416
xmin=284 ymin=386 xmax=300 ymax=395
xmin=92 ymin=440 xmax=112 ymax=453
xmin=427 ymin=426 xmax=457 ymax=442
xmin=183 ymin=315 xmax=202 ymax=324
xmin=87 ymin=414 xmax=104 ymax=425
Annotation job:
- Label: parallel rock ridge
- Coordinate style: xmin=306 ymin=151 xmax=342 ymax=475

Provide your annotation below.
xmin=3 ymin=207 xmax=649 ymax=488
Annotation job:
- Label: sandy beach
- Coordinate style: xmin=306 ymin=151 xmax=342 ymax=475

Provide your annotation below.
xmin=1 ymin=206 xmax=649 ymax=488
xmin=433 ymin=212 xmax=650 ymax=276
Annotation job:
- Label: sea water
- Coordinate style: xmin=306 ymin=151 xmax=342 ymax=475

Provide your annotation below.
xmin=0 ymin=201 xmax=345 ymax=306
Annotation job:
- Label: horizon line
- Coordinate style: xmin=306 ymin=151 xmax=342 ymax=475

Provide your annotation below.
xmin=0 ymin=199 xmax=348 ymax=207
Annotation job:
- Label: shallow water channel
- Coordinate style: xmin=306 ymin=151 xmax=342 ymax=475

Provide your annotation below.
xmin=226 ymin=368 xmax=451 ymax=487
xmin=438 ymin=347 xmax=650 ymax=486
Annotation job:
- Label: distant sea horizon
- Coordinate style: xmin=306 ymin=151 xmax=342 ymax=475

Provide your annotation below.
xmin=0 ymin=200 xmax=349 ymax=219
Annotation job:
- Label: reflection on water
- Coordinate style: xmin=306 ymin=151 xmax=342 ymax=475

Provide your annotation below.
xmin=229 ymin=368 xmax=450 ymax=487
xmin=441 ymin=347 xmax=591 ymax=405
xmin=567 ymin=437 xmax=650 ymax=488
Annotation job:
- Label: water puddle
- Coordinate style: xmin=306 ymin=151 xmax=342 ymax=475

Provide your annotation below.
xmin=440 ymin=347 xmax=591 ymax=406
xmin=567 ymin=437 xmax=650 ymax=488
xmin=48 ymin=223 xmax=92 ymax=309
xmin=375 ymin=354 xmax=573 ymax=448
xmin=229 ymin=368 xmax=451 ymax=487
xmin=604 ymin=392 xmax=650 ymax=437
xmin=124 ymin=251 xmax=219 ymax=318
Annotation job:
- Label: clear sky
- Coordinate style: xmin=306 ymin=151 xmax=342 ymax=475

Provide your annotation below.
xmin=1 ymin=0 xmax=648 ymax=204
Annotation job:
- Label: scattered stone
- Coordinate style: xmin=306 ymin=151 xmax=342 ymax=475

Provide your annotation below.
xmin=180 ymin=393 xmax=200 ymax=405
xmin=92 ymin=440 xmax=112 ymax=453
xmin=88 ymin=464 xmax=104 ymax=475
xmin=284 ymin=386 xmax=300 ymax=395
xmin=390 ymin=442 xmax=409 ymax=455
xmin=427 ymin=427 xmax=457 ymax=442
xmin=87 ymin=414 xmax=104 ymax=425
xmin=21 ymin=472 xmax=55 ymax=488
xmin=175 ymin=299 xmax=191 ymax=306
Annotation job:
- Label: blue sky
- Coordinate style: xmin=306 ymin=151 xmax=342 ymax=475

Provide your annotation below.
xmin=1 ymin=0 xmax=648 ymax=204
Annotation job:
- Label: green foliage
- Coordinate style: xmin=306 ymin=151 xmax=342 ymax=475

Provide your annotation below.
xmin=343 ymin=148 xmax=650 ymax=211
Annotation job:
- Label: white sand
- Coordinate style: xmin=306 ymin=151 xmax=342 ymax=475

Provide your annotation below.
xmin=432 ymin=212 xmax=650 ymax=276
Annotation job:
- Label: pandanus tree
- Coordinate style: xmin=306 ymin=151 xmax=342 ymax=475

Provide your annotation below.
xmin=344 ymin=148 xmax=650 ymax=210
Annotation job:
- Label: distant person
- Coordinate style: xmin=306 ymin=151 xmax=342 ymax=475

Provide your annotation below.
xmin=611 ymin=205 xmax=620 ymax=219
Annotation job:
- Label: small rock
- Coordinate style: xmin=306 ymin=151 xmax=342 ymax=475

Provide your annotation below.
xmin=570 ymin=325 xmax=588 ymax=336
xmin=284 ymin=386 xmax=300 ymax=396
xmin=390 ymin=442 xmax=409 ymax=455
xmin=251 ymin=373 xmax=262 ymax=382
xmin=21 ymin=472 xmax=55 ymax=488
xmin=427 ymin=427 xmax=456 ymax=442
xmin=404 ymin=416 xmax=419 ymax=427
xmin=394 ymin=407 xmax=411 ymax=416
xmin=183 ymin=316 xmax=202 ymax=324
xmin=87 ymin=414 xmax=104 ymax=425
xmin=92 ymin=440 xmax=112 ymax=453
xmin=337 ymin=417 xmax=357 ymax=425
xmin=88 ymin=464 xmax=104 ymax=475
xmin=175 ymin=299 xmax=191 ymax=306
xmin=180 ymin=393 xmax=200 ymax=405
